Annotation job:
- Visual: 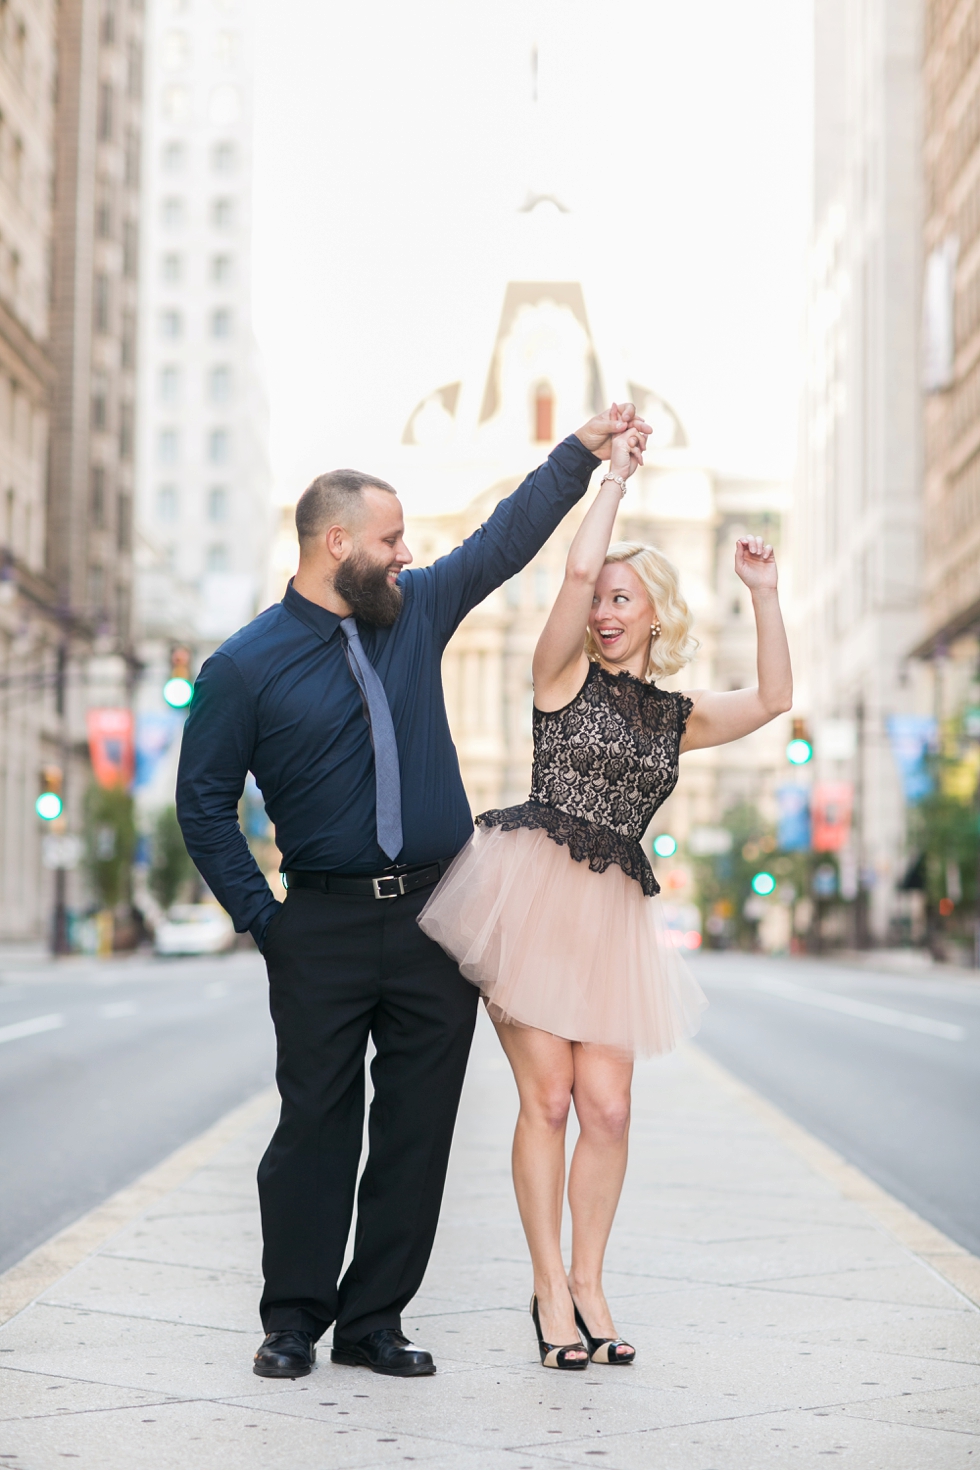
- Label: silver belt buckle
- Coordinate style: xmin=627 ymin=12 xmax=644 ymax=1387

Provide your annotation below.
xmin=372 ymin=874 xmax=404 ymax=900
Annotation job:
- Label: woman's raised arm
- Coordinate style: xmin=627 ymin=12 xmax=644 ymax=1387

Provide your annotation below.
xmin=681 ymin=536 xmax=792 ymax=752
xmin=532 ymin=414 xmax=643 ymax=709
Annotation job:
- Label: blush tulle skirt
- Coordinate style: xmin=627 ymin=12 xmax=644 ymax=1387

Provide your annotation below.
xmin=417 ymin=825 xmax=707 ymax=1057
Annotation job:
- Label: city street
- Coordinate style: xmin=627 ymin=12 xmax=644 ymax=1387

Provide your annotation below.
xmin=691 ymin=952 xmax=980 ymax=1256
xmin=0 ymin=951 xmax=274 ymax=1275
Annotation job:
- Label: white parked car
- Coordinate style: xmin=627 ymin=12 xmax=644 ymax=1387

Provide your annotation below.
xmin=154 ymin=904 xmax=235 ymax=956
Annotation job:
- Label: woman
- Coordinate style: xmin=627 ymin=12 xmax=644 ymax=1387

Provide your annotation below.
xmin=419 ymin=416 xmax=792 ymax=1370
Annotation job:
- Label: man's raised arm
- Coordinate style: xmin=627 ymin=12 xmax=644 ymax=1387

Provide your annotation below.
xmin=410 ymin=405 xmax=648 ymax=645
xmin=176 ymin=653 xmax=280 ymax=950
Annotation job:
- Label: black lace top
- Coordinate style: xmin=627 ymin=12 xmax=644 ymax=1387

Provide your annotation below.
xmin=477 ymin=661 xmax=693 ymax=895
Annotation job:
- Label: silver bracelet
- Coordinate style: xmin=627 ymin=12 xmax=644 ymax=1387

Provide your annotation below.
xmin=600 ymin=472 xmax=628 ymax=497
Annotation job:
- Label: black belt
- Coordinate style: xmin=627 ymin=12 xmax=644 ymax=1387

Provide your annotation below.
xmin=283 ymin=860 xmax=449 ymax=900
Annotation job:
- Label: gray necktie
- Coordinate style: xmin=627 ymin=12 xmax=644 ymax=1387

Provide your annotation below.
xmin=340 ymin=617 xmax=403 ymax=862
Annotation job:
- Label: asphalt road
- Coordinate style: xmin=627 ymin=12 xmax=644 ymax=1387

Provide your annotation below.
xmin=690 ymin=950 xmax=980 ymax=1257
xmin=0 ymin=949 xmax=275 ymax=1275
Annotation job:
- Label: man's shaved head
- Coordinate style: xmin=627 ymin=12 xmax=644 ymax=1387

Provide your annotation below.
xmin=295 ymin=469 xmax=397 ymax=549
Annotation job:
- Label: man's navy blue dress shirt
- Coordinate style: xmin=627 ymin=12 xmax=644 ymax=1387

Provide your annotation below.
xmin=176 ymin=435 xmax=600 ymax=950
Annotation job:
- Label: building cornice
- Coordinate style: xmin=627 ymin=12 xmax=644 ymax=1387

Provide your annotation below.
xmin=0 ymin=299 xmax=53 ymax=399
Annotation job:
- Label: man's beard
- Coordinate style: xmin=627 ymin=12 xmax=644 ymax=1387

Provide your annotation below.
xmin=334 ymin=551 xmax=403 ymax=627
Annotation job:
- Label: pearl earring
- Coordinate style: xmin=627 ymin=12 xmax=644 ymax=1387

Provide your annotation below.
xmin=651 ymin=620 xmax=662 ymax=638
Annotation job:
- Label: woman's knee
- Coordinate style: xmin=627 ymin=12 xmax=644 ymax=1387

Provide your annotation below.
xmin=577 ymin=1091 xmax=631 ymax=1143
xmin=521 ymin=1083 xmax=573 ymax=1133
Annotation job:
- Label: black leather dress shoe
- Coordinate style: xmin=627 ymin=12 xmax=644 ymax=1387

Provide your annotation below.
xmin=330 ymin=1327 xmax=435 ymax=1377
xmin=253 ymin=1330 xmax=316 ymax=1378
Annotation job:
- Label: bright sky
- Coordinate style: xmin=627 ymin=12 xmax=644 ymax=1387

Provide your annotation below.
xmin=252 ymin=0 xmax=812 ymax=503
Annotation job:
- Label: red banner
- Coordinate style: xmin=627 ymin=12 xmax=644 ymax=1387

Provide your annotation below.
xmin=86 ymin=708 xmax=135 ymax=790
xmin=811 ymin=781 xmax=853 ymax=853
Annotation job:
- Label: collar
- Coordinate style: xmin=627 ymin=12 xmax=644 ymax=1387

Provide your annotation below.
xmin=282 ymin=579 xmax=344 ymax=646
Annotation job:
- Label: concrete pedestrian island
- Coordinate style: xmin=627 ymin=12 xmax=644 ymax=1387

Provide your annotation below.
xmin=1 ymin=1013 xmax=978 ymax=1469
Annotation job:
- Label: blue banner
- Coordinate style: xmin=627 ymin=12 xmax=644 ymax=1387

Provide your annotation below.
xmin=886 ymin=715 xmax=937 ymax=804
xmin=776 ymin=784 xmax=811 ymax=852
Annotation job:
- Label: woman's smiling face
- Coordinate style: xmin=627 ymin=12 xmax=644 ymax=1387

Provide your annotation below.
xmin=589 ymin=561 xmax=657 ymax=674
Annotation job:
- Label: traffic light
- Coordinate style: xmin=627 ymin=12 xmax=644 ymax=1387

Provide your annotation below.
xmin=786 ymin=717 xmax=813 ymax=766
xmin=36 ymin=765 xmax=63 ymax=821
xmin=751 ymin=871 xmax=776 ymax=896
xmin=163 ymin=646 xmax=194 ymax=709
xmin=652 ymin=833 xmax=677 ymax=858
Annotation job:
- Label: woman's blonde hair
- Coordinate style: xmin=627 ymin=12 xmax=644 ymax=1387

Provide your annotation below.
xmin=584 ymin=541 xmax=698 ymax=683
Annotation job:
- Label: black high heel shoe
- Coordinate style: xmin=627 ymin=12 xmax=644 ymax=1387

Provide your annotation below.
xmin=529 ymin=1295 xmax=588 ymax=1370
xmin=572 ymin=1300 xmax=636 ymax=1365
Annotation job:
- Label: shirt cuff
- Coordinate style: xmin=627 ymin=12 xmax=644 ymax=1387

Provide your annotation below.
xmin=250 ymin=896 xmax=282 ymax=953
xmin=553 ymin=433 xmax=602 ymax=477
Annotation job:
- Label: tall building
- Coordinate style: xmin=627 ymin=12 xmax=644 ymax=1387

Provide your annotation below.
xmin=917 ymin=4 xmax=980 ymax=696
xmin=43 ymin=0 xmax=145 ymax=938
xmin=135 ymin=0 xmax=270 ymax=727
xmin=0 ymin=0 xmax=59 ymax=944
xmin=795 ymin=0 xmax=924 ymax=942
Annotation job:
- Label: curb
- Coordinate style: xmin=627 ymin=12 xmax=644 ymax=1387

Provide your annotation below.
xmin=688 ymin=1045 xmax=980 ymax=1311
xmin=0 ymin=1085 xmax=279 ymax=1327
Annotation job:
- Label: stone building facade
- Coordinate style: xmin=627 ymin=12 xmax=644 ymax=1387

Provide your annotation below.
xmin=918 ymin=1 xmax=980 ymax=710
xmin=0 ymin=0 xmax=58 ymax=944
xmin=795 ymin=0 xmax=924 ymax=942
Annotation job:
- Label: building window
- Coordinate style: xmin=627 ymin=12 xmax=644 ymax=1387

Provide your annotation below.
xmin=121 ymin=308 xmax=135 ymax=369
xmin=127 ymin=39 xmax=142 ymax=99
xmin=123 ymin=220 xmax=138 ymax=278
xmin=91 ymin=376 xmax=108 ymax=431
xmin=162 ymin=140 xmax=186 ymax=171
xmin=160 ymin=365 xmax=181 ymax=402
xmin=89 ymin=564 xmax=105 ymax=611
xmin=208 ymin=428 xmax=230 ymax=463
xmin=162 ymin=196 xmax=184 ymax=229
xmin=505 ymin=573 xmax=522 ymax=610
xmin=214 ymin=30 xmax=238 ymax=67
xmin=162 ymin=85 xmax=191 ymax=121
xmin=94 ymin=274 xmax=110 ymax=334
xmin=97 ymin=82 xmax=113 ymax=141
xmin=117 ymin=493 xmax=131 ymax=551
xmin=206 ymin=543 xmax=229 ymax=572
xmin=207 ymin=486 xmax=228 ymax=521
xmin=97 ymin=196 xmax=112 ymax=238
xmin=211 ymin=197 xmax=234 ymax=229
xmin=212 ymin=140 xmax=236 ymax=173
xmin=119 ymin=401 xmax=134 ymax=460
xmin=209 ymin=365 xmax=231 ymax=402
xmin=211 ymin=307 xmax=232 ymax=338
xmin=160 ymin=308 xmax=182 ymax=338
xmin=162 ymin=252 xmax=181 ymax=283
xmin=533 ymin=382 xmax=554 ymax=443
xmin=125 ymin=128 xmax=140 ymax=188
xmin=157 ymin=484 xmax=177 ymax=522
xmin=162 ymin=30 xmax=190 ymax=69
xmin=158 ymin=428 xmax=179 ymax=464
xmin=100 ymin=1 xmax=116 ymax=45
xmin=91 ymin=466 xmax=106 ymax=528
xmin=210 ymin=253 xmax=233 ymax=284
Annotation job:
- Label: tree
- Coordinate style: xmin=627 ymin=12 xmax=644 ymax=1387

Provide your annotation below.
xmin=84 ymin=784 xmax=136 ymax=908
xmin=149 ymin=804 xmax=195 ymax=909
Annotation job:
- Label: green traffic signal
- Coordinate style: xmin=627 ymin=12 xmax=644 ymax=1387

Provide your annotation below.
xmin=163 ymin=675 xmax=193 ymax=709
xmin=652 ymin=833 xmax=677 ymax=858
xmin=35 ymin=791 xmax=63 ymax=821
xmin=786 ymin=737 xmax=813 ymax=765
xmin=751 ymin=871 xmax=776 ymax=896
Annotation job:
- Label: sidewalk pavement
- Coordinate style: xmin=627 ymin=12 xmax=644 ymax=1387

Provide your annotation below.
xmin=1 ymin=1012 xmax=979 ymax=1470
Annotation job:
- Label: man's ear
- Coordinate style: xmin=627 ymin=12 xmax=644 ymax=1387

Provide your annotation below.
xmin=324 ymin=524 xmax=350 ymax=562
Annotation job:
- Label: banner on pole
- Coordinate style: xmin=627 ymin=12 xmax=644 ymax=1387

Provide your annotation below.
xmin=86 ymin=708 xmax=135 ymax=790
xmin=776 ymin=785 xmax=811 ymax=852
xmin=811 ymin=781 xmax=853 ymax=853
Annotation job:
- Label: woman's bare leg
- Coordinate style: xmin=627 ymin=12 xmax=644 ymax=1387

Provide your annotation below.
xmin=567 ymin=1043 xmax=634 ymax=1339
xmin=492 ymin=1019 xmax=588 ymax=1359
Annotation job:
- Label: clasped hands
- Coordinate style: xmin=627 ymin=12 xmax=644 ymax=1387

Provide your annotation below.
xmin=575 ymin=402 xmax=650 ymax=482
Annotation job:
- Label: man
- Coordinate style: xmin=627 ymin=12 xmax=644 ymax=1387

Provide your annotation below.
xmin=176 ymin=404 xmax=647 ymax=1379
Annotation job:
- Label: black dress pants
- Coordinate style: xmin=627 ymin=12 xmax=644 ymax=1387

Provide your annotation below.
xmin=257 ymin=883 xmax=478 ymax=1342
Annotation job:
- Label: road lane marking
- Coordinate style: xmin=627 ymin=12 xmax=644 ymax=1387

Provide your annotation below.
xmin=751 ymin=976 xmax=966 ymax=1041
xmin=0 ymin=1014 xmax=65 ymax=1045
